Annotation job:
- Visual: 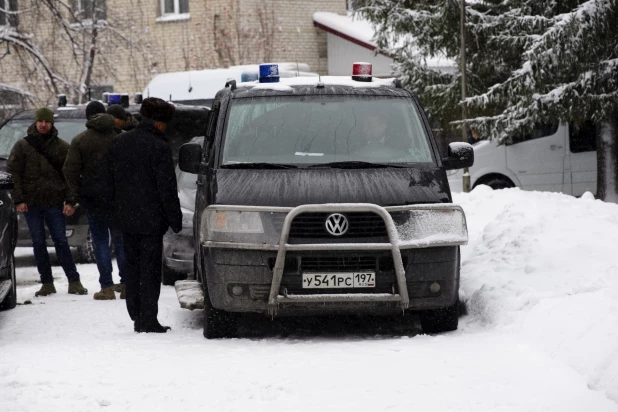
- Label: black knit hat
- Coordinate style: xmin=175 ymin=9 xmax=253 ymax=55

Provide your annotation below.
xmin=140 ymin=98 xmax=175 ymax=123
xmin=86 ymin=101 xmax=106 ymax=120
xmin=106 ymin=104 xmax=128 ymax=121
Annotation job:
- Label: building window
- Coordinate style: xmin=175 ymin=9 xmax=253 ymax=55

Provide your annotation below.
xmin=0 ymin=0 xmax=18 ymax=27
xmin=161 ymin=0 xmax=189 ymax=16
xmin=73 ymin=0 xmax=107 ymax=21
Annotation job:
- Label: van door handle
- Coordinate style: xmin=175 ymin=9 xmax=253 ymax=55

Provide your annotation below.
xmin=550 ymin=145 xmax=563 ymax=151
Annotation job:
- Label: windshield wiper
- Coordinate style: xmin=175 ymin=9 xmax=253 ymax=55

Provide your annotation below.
xmin=220 ymin=162 xmax=298 ymax=169
xmin=308 ymin=161 xmax=408 ymax=169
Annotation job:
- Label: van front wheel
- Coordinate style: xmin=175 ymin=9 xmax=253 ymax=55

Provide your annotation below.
xmin=203 ymin=292 xmax=239 ymax=339
xmin=420 ymin=300 xmax=459 ymax=334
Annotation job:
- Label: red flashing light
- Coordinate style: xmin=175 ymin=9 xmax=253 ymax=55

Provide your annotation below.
xmin=352 ymin=62 xmax=372 ymax=82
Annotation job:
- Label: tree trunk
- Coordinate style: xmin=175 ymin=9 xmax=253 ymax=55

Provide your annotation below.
xmin=596 ymin=111 xmax=618 ymax=202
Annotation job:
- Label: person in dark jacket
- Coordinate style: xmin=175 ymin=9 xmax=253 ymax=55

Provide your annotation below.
xmin=108 ymin=98 xmax=182 ymax=333
xmin=107 ymin=104 xmax=139 ymax=134
xmin=6 ymin=107 xmax=88 ymax=297
xmin=63 ymin=101 xmax=126 ymax=301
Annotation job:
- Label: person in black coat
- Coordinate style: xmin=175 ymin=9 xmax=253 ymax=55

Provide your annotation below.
xmin=108 ymin=97 xmax=182 ymax=333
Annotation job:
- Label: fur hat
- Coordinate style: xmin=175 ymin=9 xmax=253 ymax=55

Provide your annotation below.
xmin=106 ymin=104 xmax=128 ymax=121
xmin=35 ymin=107 xmax=54 ymax=123
xmin=140 ymin=98 xmax=175 ymax=123
xmin=86 ymin=101 xmax=106 ymax=120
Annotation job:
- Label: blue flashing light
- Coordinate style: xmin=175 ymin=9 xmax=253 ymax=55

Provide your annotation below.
xmin=259 ymin=63 xmax=279 ymax=83
xmin=241 ymin=71 xmax=259 ymax=82
xmin=108 ymin=93 xmax=121 ymax=104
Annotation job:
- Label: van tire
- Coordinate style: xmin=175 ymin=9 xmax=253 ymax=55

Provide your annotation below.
xmin=77 ymin=230 xmax=96 ymax=263
xmin=77 ymin=229 xmax=116 ymax=264
xmin=420 ymin=300 xmax=459 ymax=334
xmin=203 ymin=290 xmax=239 ymax=339
xmin=0 ymin=255 xmax=17 ymax=311
xmin=477 ymin=176 xmax=514 ymax=190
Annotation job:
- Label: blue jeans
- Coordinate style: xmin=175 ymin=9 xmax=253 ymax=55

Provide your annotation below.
xmin=23 ymin=206 xmax=80 ymax=284
xmin=86 ymin=212 xmax=126 ymax=289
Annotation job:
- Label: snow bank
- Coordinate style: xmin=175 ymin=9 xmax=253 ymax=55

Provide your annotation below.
xmin=455 ymin=185 xmax=618 ymax=402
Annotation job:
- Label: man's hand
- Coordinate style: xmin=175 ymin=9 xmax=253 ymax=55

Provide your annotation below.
xmin=63 ymin=204 xmax=75 ymax=216
xmin=16 ymin=203 xmax=28 ymax=213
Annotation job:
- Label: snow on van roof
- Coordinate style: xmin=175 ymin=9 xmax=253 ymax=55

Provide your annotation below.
xmin=245 ymin=76 xmax=397 ymax=91
xmin=144 ymin=64 xmax=319 ymax=102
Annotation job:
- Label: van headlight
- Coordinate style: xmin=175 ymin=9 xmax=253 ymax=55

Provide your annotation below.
xmin=208 ymin=211 xmax=263 ymax=233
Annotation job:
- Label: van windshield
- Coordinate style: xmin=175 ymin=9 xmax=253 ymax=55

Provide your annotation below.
xmin=0 ymin=120 xmax=86 ymax=155
xmin=221 ymin=95 xmax=435 ymax=166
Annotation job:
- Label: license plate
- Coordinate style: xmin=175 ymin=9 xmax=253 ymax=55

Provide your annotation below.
xmin=302 ymin=272 xmax=376 ymax=288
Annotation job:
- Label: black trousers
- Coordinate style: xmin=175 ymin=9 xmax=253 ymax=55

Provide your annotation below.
xmin=123 ymin=233 xmax=163 ymax=328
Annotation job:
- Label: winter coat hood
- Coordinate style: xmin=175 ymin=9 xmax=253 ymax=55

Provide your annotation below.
xmin=86 ymin=113 xmax=116 ymax=134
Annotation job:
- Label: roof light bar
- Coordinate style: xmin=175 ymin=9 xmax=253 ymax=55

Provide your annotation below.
xmin=352 ymin=62 xmax=372 ymax=82
xmin=259 ymin=63 xmax=280 ymax=83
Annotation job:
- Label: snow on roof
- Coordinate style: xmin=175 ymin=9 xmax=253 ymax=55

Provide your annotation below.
xmin=313 ymin=12 xmax=455 ymax=69
xmin=244 ymin=76 xmax=397 ymax=91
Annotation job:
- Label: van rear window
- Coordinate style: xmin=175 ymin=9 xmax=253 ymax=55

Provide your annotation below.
xmin=221 ymin=96 xmax=435 ymax=166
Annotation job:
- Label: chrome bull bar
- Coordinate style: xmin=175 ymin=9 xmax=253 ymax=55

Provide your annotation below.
xmin=267 ymin=203 xmax=409 ymax=316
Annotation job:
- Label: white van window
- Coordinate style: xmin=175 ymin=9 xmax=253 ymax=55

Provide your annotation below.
xmin=221 ymin=95 xmax=434 ymax=166
xmin=509 ymin=123 xmax=559 ymax=145
xmin=569 ymin=121 xmax=596 ymax=153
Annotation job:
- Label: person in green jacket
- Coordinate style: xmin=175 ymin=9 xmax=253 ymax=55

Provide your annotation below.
xmin=7 ymin=107 xmax=88 ymax=297
xmin=64 ymin=101 xmax=126 ymax=301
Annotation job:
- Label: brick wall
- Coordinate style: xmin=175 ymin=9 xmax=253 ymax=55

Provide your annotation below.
xmin=0 ymin=0 xmax=346 ymax=106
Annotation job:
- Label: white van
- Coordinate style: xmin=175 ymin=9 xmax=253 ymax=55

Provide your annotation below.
xmin=143 ymin=63 xmax=318 ymax=108
xmin=448 ymin=122 xmax=597 ymax=196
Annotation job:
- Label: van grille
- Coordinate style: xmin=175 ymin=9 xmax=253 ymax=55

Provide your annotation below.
xmin=278 ymin=212 xmax=388 ymax=239
xmin=302 ymin=256 xmax=376 ymax=271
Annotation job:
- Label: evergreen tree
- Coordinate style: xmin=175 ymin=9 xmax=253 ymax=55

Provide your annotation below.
xmin=354 ymin=0 xmax=618 ymax=200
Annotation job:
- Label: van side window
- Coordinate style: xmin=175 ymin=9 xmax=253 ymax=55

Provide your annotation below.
xmin=509 ymin=123 xmax=559 ymax=145
xmin=569 ymin=121 xmax=597 ymax=153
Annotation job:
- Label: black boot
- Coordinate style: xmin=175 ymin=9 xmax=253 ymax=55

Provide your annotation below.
xmin=138 ymin=321 xmax=171 ymax=333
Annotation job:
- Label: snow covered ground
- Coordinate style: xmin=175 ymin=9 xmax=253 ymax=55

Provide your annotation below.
xmin=1 ymin=186 xmax=617 ymax=411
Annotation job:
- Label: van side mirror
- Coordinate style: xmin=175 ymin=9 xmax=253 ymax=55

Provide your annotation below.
xmin=0 ymin=173 xmax=14 ymax=191
xmin=179 ymin=143 xmax=204 ymax=174
xmin=442 ymin=142 xmax=474 ymax=170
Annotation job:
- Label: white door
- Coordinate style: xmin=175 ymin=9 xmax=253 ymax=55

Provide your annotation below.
xmin=506 ymin=123 xmax=567 ymax=192
xmin=567 ymin=122 xmax=597 ymax=196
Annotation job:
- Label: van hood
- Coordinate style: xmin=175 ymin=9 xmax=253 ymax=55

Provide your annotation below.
xmin=213 ymin=168 xmax=451 ymax=207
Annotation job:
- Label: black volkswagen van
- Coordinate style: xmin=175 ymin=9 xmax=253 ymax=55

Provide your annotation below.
xmin=178 ymin=63 xmax=473 ymax=338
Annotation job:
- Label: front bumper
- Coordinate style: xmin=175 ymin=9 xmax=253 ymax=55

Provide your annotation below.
xmin=200 ymin=203 xmax=467 ymax=317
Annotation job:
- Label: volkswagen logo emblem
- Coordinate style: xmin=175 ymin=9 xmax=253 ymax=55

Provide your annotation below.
xmin=325 ymin=213 xmax=349 ymax=236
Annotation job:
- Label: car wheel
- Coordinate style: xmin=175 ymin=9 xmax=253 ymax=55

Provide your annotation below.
xmin=482 ymin=176 xmax=514 ymax=190
xmin=76 ymin=229 xmax=96 ymax=263
xmin=0 ymin=254 xmax=17 ymax=311
xmin=419 ymin=299 xmax=459 ymax=334
xmin=203 ymin=288 xmax=239 ymax=339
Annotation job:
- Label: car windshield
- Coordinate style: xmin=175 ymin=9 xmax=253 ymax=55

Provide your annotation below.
xmin=0 ymin=119 xmax=87 ymax=155
xmin=221 ymin=95 xmax=435 ymax=166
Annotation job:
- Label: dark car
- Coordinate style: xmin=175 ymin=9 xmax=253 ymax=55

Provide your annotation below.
xmin=0 ymin=103 xmax=209 ymax=262
xmin=0 ymin=171 xmax=17 ymax=310
xmin=161 ymin=136 xmax=203 ymax=285
xmin=177 ymin=64 xmax=474 ymax=339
